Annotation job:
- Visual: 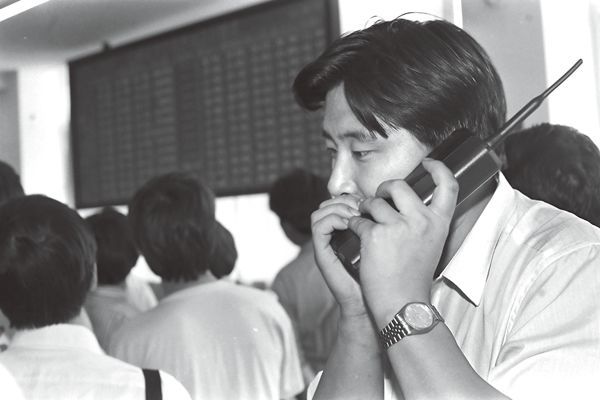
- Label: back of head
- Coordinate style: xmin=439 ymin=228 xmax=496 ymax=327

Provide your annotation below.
xmin=0 ymin=161 xmax=24 ymax=206
xmin=128 ymin=172 xmax=217 ymax=282
xmin=503 ymin=123 xmax=600 ymax=226
xmin=209 ymin=221 xmax=237 ymax=279
xmin=293 ymin=17 xmax=506 ymax=148
xmin=85 ymin=207 xmax=139 ymax=285
xmin=0 ymin=195 xmax=96 ymax=329
xmin=269 ymin=168 xmax=329 ymax=235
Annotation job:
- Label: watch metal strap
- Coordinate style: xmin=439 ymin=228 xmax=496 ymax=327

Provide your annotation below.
xmin=378 ymin=303 xmax=443 ymax=349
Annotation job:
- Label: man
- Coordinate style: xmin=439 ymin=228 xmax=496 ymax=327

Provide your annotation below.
xmin=0 ymin=195 xmax=190 ymax=399
xmin=292 ymin=17 xmax=600 ymax=399
xmin=84 ymin=207 xmax=157 ymax=351
xmin=269 ymin=168 xmax=339 ymax=382
xmin=109 ymin=172 xmax=304 ymax=400
xmin=503 ymin=123 xmax=600 ymax=227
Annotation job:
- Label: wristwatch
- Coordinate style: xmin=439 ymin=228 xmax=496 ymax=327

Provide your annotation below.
xmin=379 ymin=302 xmax=444 ymax=349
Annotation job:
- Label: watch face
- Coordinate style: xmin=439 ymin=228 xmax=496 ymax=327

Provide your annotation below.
xmin=404 ymin=303 xmax=434 ymax=330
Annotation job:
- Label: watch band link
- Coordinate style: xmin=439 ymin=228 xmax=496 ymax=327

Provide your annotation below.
xmin=378 ymin=303 xmax=443 ymax=350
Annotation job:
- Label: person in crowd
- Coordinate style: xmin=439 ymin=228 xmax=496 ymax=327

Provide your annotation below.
xmin=0 ymin=195 xmax=190 ymax=399
xmin=109 ymin=172 xmax=304 ymax=400
xmin=0 ymin=160 xmax=24 ymax=351
xmin=84 ymin=207 xmax=157 ymax=351
xmin=292 ymin=17 xmax=600 ymax=399
xmin=503 ymin=123 xmax=600 ymax=226
xmin=269 ymin=168 xmax=339 ymax=383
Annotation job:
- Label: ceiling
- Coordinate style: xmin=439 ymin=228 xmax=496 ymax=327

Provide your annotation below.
xmin=0 ymin=0 xmax=267 ymax=69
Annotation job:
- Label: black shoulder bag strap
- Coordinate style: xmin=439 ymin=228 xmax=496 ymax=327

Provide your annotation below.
xmin=142 ymin=368 xmax=163 ymax=400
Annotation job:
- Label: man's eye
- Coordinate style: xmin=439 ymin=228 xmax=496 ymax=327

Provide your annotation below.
xmin=352 ymin=150 xmax=372 ymax=159
xmin=326 ymin=148 xmax=337 ymax=158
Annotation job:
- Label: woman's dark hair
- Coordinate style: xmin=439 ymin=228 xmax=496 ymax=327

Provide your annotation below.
xmin=0 ymin=195 xmax=96 ymax=329
xmin=0 ymin=160 xmax=24 ymax=206
xmin=85 ymin=207 xmax=139 ymax=285
xmin=128 ymin=172 xmax=217 ymax=282
xmin=269 ymin=168 xmax=329 ymax=235
xmin=293 ymin=18 xmax=506 ymax=148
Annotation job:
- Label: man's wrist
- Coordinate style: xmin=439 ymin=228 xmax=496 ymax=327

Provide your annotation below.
xmin=337 ymin=313 xmax=381 ymax=352
xmin=367 ymin=291 xmax=431 ymax=330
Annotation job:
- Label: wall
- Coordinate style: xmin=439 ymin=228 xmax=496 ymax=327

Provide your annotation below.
xmin=462 ymin=0 xmax=549 ymax=127
xmin=540 ymin=0 xmax=600 ymax=143
xmin=17 ymin=65 xmax=72 ymax=204
xmin=0 ymin=70 xmax=19 ymax=171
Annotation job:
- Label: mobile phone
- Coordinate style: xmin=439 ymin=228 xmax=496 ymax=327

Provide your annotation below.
xmin=330 ymin=59 xmax=583 ymax=281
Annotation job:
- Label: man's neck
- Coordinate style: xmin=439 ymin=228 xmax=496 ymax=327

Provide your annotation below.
xmin=161 ymin=271 xmax=218 ymax=298
xmin=435 ymin=178 xmax=497 ymax=277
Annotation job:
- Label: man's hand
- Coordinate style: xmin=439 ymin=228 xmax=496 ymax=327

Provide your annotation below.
xmin=311 ymin=194 xmax=370 ymax=320
xmin=348 ymin=159 xmax=459 ymax=325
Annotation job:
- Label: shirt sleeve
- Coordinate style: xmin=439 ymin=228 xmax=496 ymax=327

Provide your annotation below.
xmin=159 ymin=370 xmax=192 ymax=400
xmin=487 ymin=245 xmax=600 ymax=399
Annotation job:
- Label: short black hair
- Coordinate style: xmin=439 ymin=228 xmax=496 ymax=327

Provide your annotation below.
xmin=269 ymin=168 xmax=329 ymax=235
xmin=503 ymin=123 xmax=600 ymax=226
xmin=0 ymin=160 xmax=24 ymax=206
xmin=293 ymin=18 xmax=506 ymax=148
xmin=128 ymin=172 xmax=217 ymax=282
xmin=85 ymin=207 xmax=139 ymax=285
xmin=0 ymin=195 xmax=96 ymax=329
xmin=209 ymin=221 xmax=237 ymax=279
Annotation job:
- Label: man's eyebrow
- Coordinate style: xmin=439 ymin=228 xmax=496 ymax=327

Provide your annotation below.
xmin=321 ymin=130 xmax=376 ymax=142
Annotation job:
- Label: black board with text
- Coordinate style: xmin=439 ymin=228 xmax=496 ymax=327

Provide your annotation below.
xmin=70 ymin=0 xmax=338 ymax=208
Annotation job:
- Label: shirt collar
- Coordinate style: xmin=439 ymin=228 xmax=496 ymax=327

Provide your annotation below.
xmin=9 ymin=323 xmax=103 ymax=354
xmin=439 ymin=174 xmax=516 ymax=306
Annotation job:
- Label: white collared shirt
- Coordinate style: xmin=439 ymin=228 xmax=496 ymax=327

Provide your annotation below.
xmin=310 ymin=175 xmax=600 ymax=399
xmin=0 ymin=324 xmax=191 ymax=400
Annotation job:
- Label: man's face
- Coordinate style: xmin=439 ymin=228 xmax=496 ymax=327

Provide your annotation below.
xmin=322 ymin=84 xmax=430 ymax=199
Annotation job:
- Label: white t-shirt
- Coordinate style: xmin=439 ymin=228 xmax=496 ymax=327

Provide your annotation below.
xmin=0 ymin=324 xmax=191 ymax=400
xmin=85 ymin=275 xmax=157 ymax=351
xmin=109 ymin=280 xmax=304 ymax=400
xmin=309 ymin=175 xmax=600 ymax=400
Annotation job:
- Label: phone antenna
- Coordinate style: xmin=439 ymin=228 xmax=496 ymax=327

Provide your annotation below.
xmin=487 ymin=59 xmax=583 ymax=150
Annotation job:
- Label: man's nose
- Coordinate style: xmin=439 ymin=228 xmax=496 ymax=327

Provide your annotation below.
xmin=327 ymin=160 xmax=357 ymax=197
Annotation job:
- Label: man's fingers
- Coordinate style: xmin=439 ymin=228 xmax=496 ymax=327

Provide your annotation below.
xmin=358 ymin=197 xmax=399 ymax=223
xmin=375 ymin=179 xmax=426 ymax=216
xmin=312 ymin=203 xmax=361 ymax=226
xmin=421 ymin=158 xmax=459 ymax=219
xmin=347 ymin=215 xmax=376 ymax=238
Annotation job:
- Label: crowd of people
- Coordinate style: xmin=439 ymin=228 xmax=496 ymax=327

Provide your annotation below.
xmin=1 ymin=14 xmax=600 ymax=400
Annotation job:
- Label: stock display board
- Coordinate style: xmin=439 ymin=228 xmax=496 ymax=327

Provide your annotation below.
xmin=70 ymin=0 xmax=338 ymax=208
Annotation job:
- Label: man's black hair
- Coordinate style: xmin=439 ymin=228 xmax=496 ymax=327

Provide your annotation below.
xmin=0 ymin=160 xmax=24 ymax=206
xmin=269 ymin=168 xmax=330 ymax=235
xmin=128 ymin=172 xmax=217 ymax=282
xmin=503 ymin=123 xmax=600 ymax=226
xmin=85 ymin=207 xmax=139 ymax=285
xmin=293 ymin=18 xmax=506 ymax=148
xmin=0 ymin=195 xmax=96 ymax=329
xmin=209 ymin=221 xmax=237 ymax=279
